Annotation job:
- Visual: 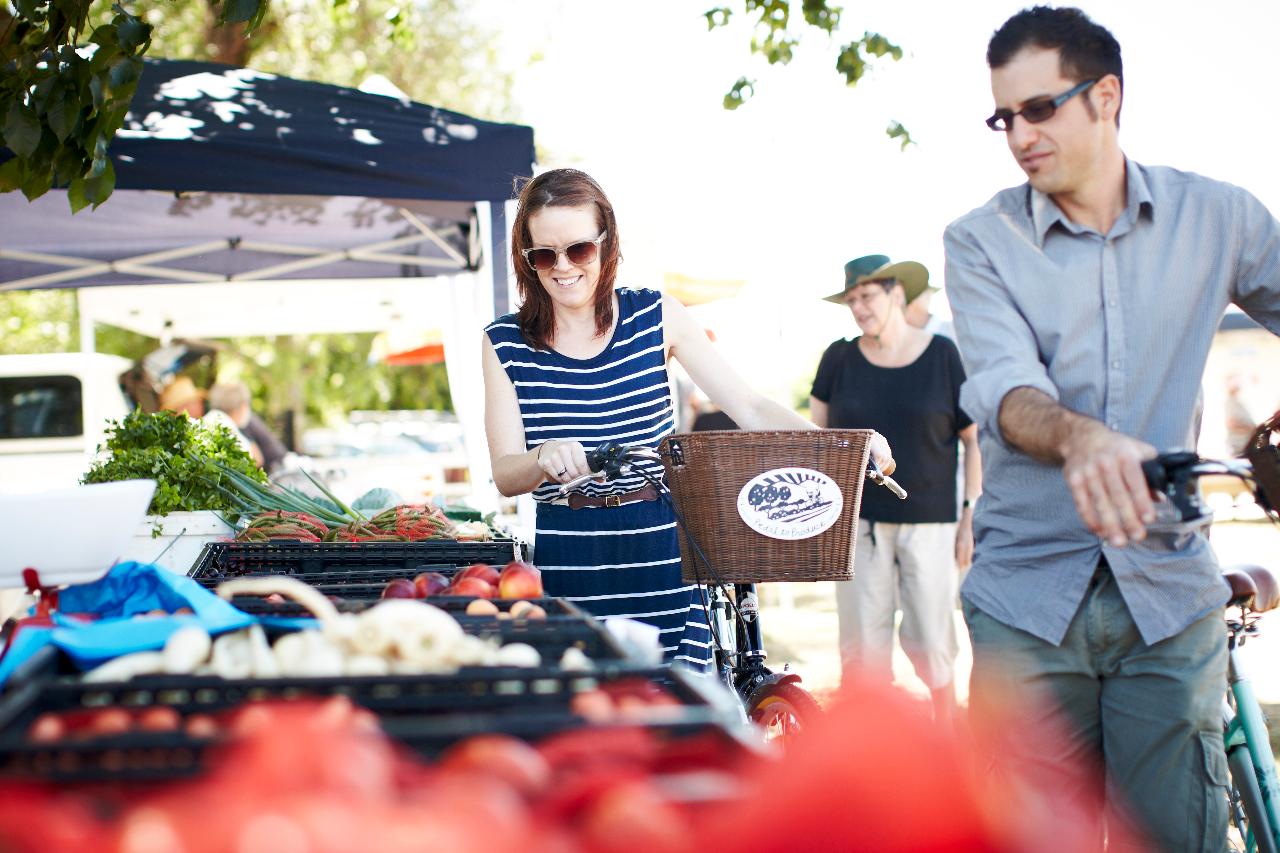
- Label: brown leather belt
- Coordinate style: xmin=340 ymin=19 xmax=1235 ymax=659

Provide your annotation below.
xmin=567 ymin=483 xmax=659 ymax=510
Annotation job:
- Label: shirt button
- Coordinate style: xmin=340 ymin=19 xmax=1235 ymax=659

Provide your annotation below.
xmin=1111 ymin=360 xmax=1121 ymax=369
xmin=1110 ymin=422 xmax=1120 ymax=430
xmin=1108 ymin=299 xmax=1117 ymax=307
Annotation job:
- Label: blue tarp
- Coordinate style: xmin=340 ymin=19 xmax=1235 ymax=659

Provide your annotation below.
xmin=0 ymin=561 xmax=254 ymax=684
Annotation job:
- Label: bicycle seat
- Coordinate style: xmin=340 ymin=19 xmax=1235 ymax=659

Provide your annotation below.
xmin=1222 ymin=564 xmax=1280 ymax=613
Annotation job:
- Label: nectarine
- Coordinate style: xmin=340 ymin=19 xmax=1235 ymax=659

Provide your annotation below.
xmin=447 ymin=577 xmax=496 ymax=598
xmin=498 ymin=561 xmax=543 ymax=599
xmin=412 ymin=571 xmax=450 ymax=598
xmin=456 ymin=563 xmax=500 ymax=585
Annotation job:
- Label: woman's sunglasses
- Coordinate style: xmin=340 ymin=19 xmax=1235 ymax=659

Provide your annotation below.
xmin=521 ymin=232 xmax=607 ymax=271
xmin=985 ymin=78 xmax=1097 ymax=132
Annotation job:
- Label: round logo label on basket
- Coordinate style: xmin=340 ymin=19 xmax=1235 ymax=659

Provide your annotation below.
xmin=736 ymin=467 xmax=844 ymax=540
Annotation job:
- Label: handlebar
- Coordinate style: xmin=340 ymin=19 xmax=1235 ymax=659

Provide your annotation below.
xmin=1141 ymin=452 xmax=1260 ymax=523
xmin=557 ymin=440 xmax=909 ymax=500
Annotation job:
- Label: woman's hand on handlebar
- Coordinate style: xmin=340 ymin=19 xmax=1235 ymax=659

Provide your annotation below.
xmin=536 ymin=439 xmax=590 ymax=485
xmin=869 ymin=432 xmax=896 ymax=477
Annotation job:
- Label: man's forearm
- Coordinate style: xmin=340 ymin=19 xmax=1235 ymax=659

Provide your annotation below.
xmin=997 ymin=386 xmax=1099 ymax=465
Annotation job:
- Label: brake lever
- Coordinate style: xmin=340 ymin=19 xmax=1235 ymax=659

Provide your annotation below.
xmin=557 ymin=470 xmax=606 ymax=497
xmin=866 ymin=459 xmax=908 ymax=500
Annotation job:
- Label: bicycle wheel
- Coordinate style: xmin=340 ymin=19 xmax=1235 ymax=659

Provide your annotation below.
xmin=1228 ymin=745 xmax=1278 ymax=853
xmin=747 ymin=682 xmax=822 ymax=741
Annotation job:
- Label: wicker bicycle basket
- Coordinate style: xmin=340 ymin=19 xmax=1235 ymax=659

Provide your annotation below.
xmin=659 ymin=429 xmax=873 ymax=584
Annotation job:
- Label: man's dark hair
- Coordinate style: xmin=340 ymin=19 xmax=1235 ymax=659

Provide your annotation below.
xmin=987 ymin=6 xmax=1123 ymax=124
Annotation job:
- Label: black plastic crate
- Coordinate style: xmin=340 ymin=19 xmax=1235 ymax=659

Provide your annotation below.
xmin=189 ymin=539 xmax=527 ymax=584
xmin=0 ymin=706 xmax=748 ymax=783
xmin=0 ymin=653 xmax=738 ymax=781
xmin=214 ymin=601 xmax=629 ymax=662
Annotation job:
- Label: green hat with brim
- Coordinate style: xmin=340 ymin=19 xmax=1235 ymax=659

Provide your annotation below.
xmin=823 ymin=254 xmax=891 ymax=304
xmin=827 ymin=260 xmax=934 ymax=304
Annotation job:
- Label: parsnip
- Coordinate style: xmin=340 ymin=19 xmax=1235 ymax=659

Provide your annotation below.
xmin=83 ymin=651 xmax=165 ymax=683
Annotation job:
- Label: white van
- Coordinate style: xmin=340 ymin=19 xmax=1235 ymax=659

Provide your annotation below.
xmin=0 ymin=353 xmax=133 ymax=494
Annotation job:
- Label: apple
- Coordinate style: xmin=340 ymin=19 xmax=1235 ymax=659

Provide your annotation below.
xmin=412 ymin=571 xmax=450 ymax=598
xmin=381 ymin=578 xmax=416 ymax=599
xmin=498 ymin=561 xmax=543 ymax=599
xmin=447 ymin=577 xmax=495 ymax=598
xmin=456 ymin=563 xmax=501 ymax=585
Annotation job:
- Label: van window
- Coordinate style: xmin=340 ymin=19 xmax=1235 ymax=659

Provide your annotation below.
xmin=0 ymin=375 xmax=83 ymax=439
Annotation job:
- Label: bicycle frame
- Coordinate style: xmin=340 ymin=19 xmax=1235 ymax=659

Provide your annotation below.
xmin=1226 ymin=614 xmax=1280 ymax=853
xmin=705 ymin=583 xmax=803 ymax=704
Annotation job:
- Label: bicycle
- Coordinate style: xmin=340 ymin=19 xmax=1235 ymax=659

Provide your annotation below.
xmin=1143 ymin=450 xmax=1280 ymax=853
xmin=560 ymin=439 xmax=906 ymax=740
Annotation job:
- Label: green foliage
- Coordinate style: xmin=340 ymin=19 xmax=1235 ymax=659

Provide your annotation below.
xmin=0 ymin=1 xmax=158 ymax=209
xmin=82 ymin=408 xmax=267 ymax=514
xmin=708 ymin=0 xmax=911 ymax=147
xmin=885 ymin=120 xmax=915 ymax=151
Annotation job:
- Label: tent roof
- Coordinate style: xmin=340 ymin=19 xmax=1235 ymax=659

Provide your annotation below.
xmin=1 ymin=60 xmax=532 ymax=291
xmin=2 ymin=59 xmax=534 ymax=202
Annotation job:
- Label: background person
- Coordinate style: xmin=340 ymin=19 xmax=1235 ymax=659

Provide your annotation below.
xmin=482 ymin=168 xmax=892 ymax=670
xmin=811 ymin=257 xmax=980 ymax=722
xmin=207 ymin=381 xmax=287 ymax=474
xmin=944 ymin=7 xmax=1280 ymax=849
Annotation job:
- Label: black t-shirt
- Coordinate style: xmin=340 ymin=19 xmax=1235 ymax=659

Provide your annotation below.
xmin=811 ymin=335 xmax=972 ymax=524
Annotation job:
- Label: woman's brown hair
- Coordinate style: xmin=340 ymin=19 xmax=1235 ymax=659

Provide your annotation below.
xmin=510 ymin=168 xmax=620 ymax=351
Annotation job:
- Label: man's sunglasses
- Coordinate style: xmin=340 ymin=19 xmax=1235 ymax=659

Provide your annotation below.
xmin=985 ymin=78 xmax=1097 ymax=132
xmin=521 ymin=232 xmax=608 ymax=271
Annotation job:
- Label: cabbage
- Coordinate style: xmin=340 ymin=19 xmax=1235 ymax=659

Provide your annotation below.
xmin=351 ymin=487 xmax=404 ymax=513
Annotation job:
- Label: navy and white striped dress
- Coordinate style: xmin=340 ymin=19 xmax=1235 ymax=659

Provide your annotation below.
xmin=485 ymin=288 xmax=711 ymax=670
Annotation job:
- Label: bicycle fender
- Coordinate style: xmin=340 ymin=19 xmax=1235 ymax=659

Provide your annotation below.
xmin=743 ymin=671 xmax=803 ymax=707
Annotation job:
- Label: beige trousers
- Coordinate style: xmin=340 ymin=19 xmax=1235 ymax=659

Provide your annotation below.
xmin=835 ymin=520 xmax=959 ymax=689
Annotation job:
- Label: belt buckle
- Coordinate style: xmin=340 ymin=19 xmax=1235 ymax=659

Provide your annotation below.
xmin=604 ymin=494 xmax=622 ymax=508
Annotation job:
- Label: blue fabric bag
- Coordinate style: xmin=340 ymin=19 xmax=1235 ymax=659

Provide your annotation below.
xmin=0 ymin=561 xmax=254 ymax=685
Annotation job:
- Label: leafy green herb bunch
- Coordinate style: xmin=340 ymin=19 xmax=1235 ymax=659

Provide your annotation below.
xmin=82 ymin=409 xmax=266 ymax=515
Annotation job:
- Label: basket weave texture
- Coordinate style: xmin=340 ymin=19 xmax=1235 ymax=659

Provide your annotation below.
xmin=660 ymin=429 xmax=872 ymax=583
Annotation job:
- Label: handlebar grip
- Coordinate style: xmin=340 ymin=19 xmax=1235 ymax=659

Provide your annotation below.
xmin=879 ymin=474 xmax=908 ymax=500
xmin=1141 ymin=458 xmax=1167 ymax=490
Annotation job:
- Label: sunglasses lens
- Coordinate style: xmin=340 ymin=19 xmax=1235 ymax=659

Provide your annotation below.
xmin=527 ymin=248 xmax=557 ymax=270
xmin=1021 ymin=101 xmax=1055 ymax=124
xmin=565 ymin=240 xmax=599 ymax=266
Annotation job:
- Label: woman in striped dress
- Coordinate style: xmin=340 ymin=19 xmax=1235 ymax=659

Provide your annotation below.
xmin=481 ymin=169 xmax=894 ymax=670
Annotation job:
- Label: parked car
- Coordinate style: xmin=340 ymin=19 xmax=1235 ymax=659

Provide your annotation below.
xmin=0 ymin=353 xmax=133 ymax=494
xmin=298 ymin=427 xmax=456 ymax=505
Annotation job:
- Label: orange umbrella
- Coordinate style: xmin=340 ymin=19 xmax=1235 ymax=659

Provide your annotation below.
xmin=663 ymin=272 xmax=745 ymax=306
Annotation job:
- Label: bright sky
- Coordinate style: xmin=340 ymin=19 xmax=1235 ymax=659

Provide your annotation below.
xmin=471 ymin=0 xmax=1280 ymax=396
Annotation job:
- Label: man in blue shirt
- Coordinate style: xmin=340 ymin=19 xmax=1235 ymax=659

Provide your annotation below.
xmin=945 ymin=7 xmax=1280 ymax=850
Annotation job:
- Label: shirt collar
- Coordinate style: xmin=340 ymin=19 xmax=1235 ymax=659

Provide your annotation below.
xmin=1028 ymin=156 xmax=1155 ymax=246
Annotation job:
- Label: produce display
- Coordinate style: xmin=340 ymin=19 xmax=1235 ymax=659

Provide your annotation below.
xmin=225 ymin=466 xmax=499 ymax=543
xmin=0 ymin=696 xmax=756 ymax=853
xmin=380 ymin=561 xmax=543 ymax=601
xmin=81 ymin=410 xmax=265 ymax=516
xmin=141 ymin=576 xmax=562 ymax=676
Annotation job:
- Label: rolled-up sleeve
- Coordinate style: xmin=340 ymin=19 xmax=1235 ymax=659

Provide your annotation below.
xmin=943 ymin=219 xmax=1059 ymax=445
xmin=1232 ymin=186 xmax=1280 ymax=334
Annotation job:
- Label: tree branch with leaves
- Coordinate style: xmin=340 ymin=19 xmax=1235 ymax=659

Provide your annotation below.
xmin=0 ymin=0 xmax=268 ymax=211
xmin=707 ymin=0 xmax=914 ymax=149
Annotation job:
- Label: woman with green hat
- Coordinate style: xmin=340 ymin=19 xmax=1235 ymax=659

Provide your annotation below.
xmin=811 ymin=257 xmax=982 ymax=724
